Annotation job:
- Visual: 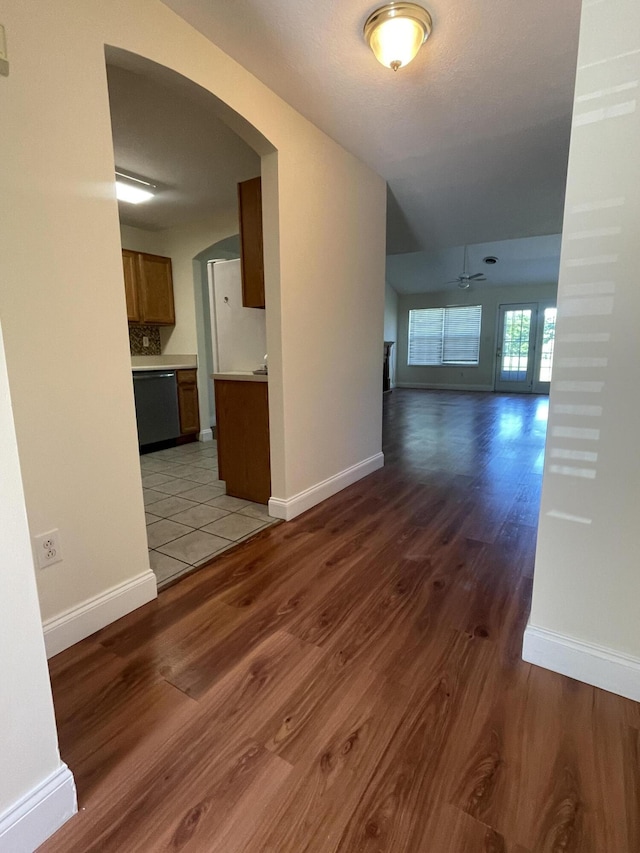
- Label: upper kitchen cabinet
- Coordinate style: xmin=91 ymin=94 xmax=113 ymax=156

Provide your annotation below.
xmin=238 ymin=176 xmax=265 ymax=309
xmin=122 ymin=250 xmax=176 ymax=325
xmin=122 ymin=249 xmax=141 ymax=323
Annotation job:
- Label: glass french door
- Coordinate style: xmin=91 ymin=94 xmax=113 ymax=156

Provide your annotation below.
xmin=495 ymin=303 xmax=557 ymax=394
xmin=532 ymin=306 xmax=557 ymax=394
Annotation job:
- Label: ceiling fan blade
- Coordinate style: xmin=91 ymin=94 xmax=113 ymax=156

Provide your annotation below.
xmin=469 ymin=273 xmax=487 ymax=281
xmin=445 ymin=279 xmax=461 ymax=285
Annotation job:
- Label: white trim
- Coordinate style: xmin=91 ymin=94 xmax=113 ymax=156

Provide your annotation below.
xmin=396 ymin=382 xmax=494 ymax=392
xmin=523 ymin=623 xmax=640 ymax=702
xmin=0 ymin=764 xmax=76 ymax=852
xmin=198 ymin=428 xmax=213 ymax=442
xmin=43 ymin=570 xmax=157 ymax=658
xmin=269 ymin=452 xmax=384 ymax=521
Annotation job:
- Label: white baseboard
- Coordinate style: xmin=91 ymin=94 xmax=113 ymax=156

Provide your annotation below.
xmin=523 ymin=623 xmax=640 ymax=702
xmin=198 ymin=428 xmax=213 ymax=442
xmin=396 ymin=382 xmax=495 ymax=392
xmin=269 ymin=452 xmax=384 ymax=521
xmin=43 ymin=570 xmax=157 ymax=659
xmin=0 ymin=764 xmax=77 ymax=852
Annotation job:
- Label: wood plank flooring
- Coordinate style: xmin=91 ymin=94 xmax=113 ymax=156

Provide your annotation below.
xmin=40 ymin=391 xmax=639 ymax=852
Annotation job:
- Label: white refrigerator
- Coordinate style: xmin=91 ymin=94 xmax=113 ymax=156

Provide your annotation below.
xmin=207 ymin=259 xmax=267 ymax=373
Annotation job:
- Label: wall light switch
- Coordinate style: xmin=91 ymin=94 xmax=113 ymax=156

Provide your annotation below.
xmin=142 ymin=336 xmax=150 ymax=348
xmin=0 ymin=26 xmax=9 ymax=77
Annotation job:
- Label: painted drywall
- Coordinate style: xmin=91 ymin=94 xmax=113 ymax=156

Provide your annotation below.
xmin=1 ymin=15 xmax=152 ymax=625
xmin=384 ymin=282 xmax=398 ymax=342
xmin=384 ymin=282 xmax=398 ymax=388
xmin=0 ymin=320 xmax=74 ymax=830
xmin=120 ymin=223 xmax=165 ymax=256
xmin=0 ymin=0 xmax=385 ymax=646
xmin=157 ymin=211 xmax=240 ymax=356
xmin=397 ymin=283 xmax=557 ymax=390
xmin=272 ymin=151 xmax=385 ymax=498
xmin=529 ymin=0 xmax=640 ymax=660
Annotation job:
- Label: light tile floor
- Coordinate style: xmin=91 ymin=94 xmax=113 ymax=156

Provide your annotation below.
xmin=141 ymin=440 xmax=278 ymax=588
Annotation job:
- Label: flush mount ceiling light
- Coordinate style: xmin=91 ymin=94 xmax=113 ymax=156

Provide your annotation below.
xmin=115 ymin=171 xmax=156 ymax=204
xmin=364 ymin=2 xmax=433 ymax=72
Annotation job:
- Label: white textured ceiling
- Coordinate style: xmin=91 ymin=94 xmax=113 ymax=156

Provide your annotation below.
xmin=162 ymin=0 xmax=582 ymax=254
xmin=386 ymin=234 xmax=562 ymax=294
xmin=106 ymin=61 xmax=260 ymax=231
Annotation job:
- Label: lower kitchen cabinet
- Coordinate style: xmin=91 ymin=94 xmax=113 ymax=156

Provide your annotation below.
xmin=177 ymin=369 xmax=200 ymax=436
xmin=214 ymin=379 xmax=270 ymax=504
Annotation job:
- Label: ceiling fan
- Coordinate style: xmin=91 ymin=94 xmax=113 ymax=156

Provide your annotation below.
xmin=446 ymin=245 xmax=487 ymax=289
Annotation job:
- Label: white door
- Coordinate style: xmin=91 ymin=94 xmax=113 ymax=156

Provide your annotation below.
xmin=495 ymin=303 xmax=557 ymax=394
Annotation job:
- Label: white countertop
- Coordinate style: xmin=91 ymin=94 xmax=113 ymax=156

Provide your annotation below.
xmin=132 ymin=354 xmax=197 ymax=372
xmin=212 ymin=371 xmax=268 ymax=383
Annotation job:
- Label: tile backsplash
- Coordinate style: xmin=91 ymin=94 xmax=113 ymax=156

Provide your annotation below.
xmin=129 ymin=325 xmax=161 ymax=356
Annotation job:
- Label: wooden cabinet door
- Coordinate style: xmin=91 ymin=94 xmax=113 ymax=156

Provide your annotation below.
xmin=137 ymin=253 xmax=175 ymax=325
xmin=122 ymin=249 xmax=140 ymax=323
xmin=214 ymin=380 xmax=270 ymax=504
xmin=176 ymin=370 xmax=200 ymax=436
xmin=238 ymin=176 xmax=265 ymax=309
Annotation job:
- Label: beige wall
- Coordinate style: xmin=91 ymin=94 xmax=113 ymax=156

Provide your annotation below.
xmin=397 ymin=283 xmax=557 ymax=390
xmin=0 ymin=320 xmax=72 ymax=830
xmin=384 ymin=282 xmax=398 ymax=342
xmin=529 ymin=0 xmax=640 ymax=659
xmin=0 ymin=0 xmax=385 ymax=640
xmin=1 ymin=4 xmax=151 ymax=624
xmin=119 ymin=223 xmax=165 ymax=256
xmin=271 ymin=149 xmax=385 ymax=497
xmin=156 ymin=211 xmax=239 ymax=356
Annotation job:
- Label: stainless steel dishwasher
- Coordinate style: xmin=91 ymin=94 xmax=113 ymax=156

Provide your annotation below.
xmin=132 ymin=370 xmax=181 ymax=447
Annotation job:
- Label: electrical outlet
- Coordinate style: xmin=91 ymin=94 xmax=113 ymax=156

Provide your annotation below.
xmin=34 ymin=530 xmax=63 ymax=569
xmin=142 ymin=335 xmax=150 ymax=348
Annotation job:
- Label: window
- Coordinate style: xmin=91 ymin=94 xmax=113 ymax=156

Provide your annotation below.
xmin=408 ymin=305 xmax=482 ymax=366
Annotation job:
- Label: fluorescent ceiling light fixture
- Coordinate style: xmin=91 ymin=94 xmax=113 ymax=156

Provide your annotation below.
xmin=115 ymin=171 xmax=156 ymax=204
xmin=364 ymin=3 xmax=433 ymax=71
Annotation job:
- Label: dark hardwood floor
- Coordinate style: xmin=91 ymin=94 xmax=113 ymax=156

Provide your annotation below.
xmin=40 ymin=390 xmax=639 ymax=852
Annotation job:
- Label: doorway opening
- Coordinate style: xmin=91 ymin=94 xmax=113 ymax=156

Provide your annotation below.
xmin=104 ymin=48 xmax=279 ymax=588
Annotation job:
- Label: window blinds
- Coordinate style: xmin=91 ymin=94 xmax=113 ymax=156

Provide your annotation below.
xmin=408 ymin=305 xmax=482 ymax=366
